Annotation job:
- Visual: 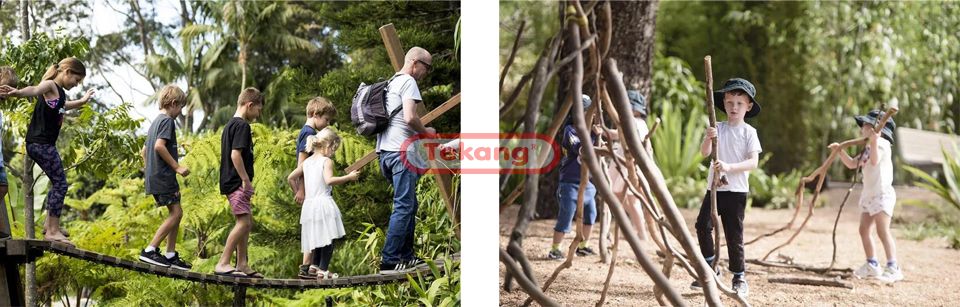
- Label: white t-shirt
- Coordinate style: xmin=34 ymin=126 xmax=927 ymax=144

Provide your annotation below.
xmin=376 ymin=74 xmax=422 ymax=152
xmin=706 ymin=121 xmax=762 ymax=193
xmin=859 ymin=138 xmax=896 ymax=214
xmin=612 ymin=118 xmax=650 ymax=155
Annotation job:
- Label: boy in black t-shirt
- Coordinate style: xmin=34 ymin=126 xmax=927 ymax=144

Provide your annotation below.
xmin=214 ymin=87 xmax=264 ymax=278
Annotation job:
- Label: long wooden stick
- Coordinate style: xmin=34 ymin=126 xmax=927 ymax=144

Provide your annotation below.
xmin=500 ymin=249 xmax=561 ymax=307
xmin=768 ymin=276 xmax=853 ymax=289
xmin=503 ymin=30 xmax=563 ymax=293
xmin=596 ymin=224 xmax=620 ymax=307
xmin=605 ymin=58 xmax=715 ymax=306
xmin=704 ymin=56 xmax=724 ymax=272
xmin=524 ymin=104 xmax=596 ymax=307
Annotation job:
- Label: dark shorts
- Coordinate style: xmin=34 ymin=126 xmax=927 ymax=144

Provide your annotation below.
xmin=152 ymin=192 xmax=181 ymax=207
xmin=0 ymin=166 xmax=7 ymax=186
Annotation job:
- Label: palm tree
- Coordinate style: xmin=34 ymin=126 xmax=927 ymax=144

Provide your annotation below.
xmin=220 ymin=0 xmax=317 ymax=91
xmin=145 ymin=2 xmax=237 ymax=133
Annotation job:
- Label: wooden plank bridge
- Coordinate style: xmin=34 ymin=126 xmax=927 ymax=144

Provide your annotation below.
xmin=0 ymin=238 xmax=457 ymax=305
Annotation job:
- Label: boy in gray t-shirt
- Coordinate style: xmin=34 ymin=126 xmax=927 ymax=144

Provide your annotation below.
xmin=139 ymin=85 xmax=192 ymax=271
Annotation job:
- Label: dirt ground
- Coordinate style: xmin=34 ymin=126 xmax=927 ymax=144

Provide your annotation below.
xmin=500 ymin=184 xmax=960 ymax=306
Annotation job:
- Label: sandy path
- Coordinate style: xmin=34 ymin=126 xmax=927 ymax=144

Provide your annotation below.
xmin=500 ymin=185 xmax=960 ymax=306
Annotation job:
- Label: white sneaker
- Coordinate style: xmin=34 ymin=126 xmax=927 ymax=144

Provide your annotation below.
xmin=854 ymin=262 xmax=882 ymax=279
xmin=879 ymin=265 xmax=904 ymax=283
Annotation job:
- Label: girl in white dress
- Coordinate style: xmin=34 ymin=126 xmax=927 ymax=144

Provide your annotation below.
xmin=287 ymin=128 xmax=360 ymax=279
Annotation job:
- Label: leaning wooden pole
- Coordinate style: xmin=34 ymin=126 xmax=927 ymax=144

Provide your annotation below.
xmin=604 ymin=58 xmax=723 ymax=306
xmin=564 ymin=20 xmax=686 ymax=305
xmin=503 ymin=33 xmax=562 ymax=292
xmin=703 ymin=56 xmax=724 ymax=272
xmin=500 ymin=249 xmax=561 ymax=307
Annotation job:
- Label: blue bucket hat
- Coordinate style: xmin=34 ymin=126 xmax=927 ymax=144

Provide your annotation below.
xmin=855 ymin=109 xmax=896 ymax=144
xmin=713 ymin=78 xmax=761 ymax=118
xmin=627 ymin=90 xmax=647 ymax=117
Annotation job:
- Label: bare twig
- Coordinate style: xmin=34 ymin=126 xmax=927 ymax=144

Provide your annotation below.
xmin=500 ymin=19 xmax=526 ymax=93
xmin=500 ymin=249 xmax=562 ymax=307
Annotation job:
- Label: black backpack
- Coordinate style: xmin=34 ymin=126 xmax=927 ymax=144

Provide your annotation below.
xmin=351 ymin=74 xmax=401 ymax=137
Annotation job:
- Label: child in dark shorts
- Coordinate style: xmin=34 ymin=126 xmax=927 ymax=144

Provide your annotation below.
xmin=138 ymin=85 xmax=193 ymax=270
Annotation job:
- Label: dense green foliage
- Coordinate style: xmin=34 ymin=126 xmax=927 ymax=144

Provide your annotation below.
xmin=1 ymin=0 xmax=460 ymax=305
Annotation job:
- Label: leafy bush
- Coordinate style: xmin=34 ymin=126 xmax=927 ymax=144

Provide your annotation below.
xmin=749 ymin=154 xmax=804 ymax=209
xmin=650 ymin=55 xmax=708 ymax=184
xmin=666 ymin=176 xmax=707 ymax=209
xmin=904 ymin=145 xmax=960 ymax=212
xmin=29 ymin=126 xmax=458 ymax=305
xmin=903 ymin=145 xmax=960 ymax=249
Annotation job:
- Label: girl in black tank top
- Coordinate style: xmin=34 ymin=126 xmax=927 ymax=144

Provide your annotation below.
xmin=0 ymin=57 xmax=94 ymax=246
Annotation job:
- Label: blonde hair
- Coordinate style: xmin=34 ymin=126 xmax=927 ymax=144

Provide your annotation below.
xmin=0 ymin=66 xmax=17 ymax=87
xmin=237 ymin=87 xmax=264 ymax=106
xmin=42 ymin=57 xmax=86 ymax=81
xmin=306 ymin=96 xmax=336 ymax=118
xmin=305 ymin=127 xmax=341 ymax=155
xmin=157 ymin=85 xmax=187 ymax=110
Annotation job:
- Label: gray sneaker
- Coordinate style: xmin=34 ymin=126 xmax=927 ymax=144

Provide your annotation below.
xmin=547 ymin=249 xmax=564 ymax=261
xmin=732 ymin=275 xmax=749 ymax=297
xmin=690 ymin=266 xmax=721 ymax=290
xmin=575 ymin=246 xmax=597 ymax=257
xmin=879 ymin=265 xmax=904 ymax=283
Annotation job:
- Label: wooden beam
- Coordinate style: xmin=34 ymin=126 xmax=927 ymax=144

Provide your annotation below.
xmin=379 ymin=24 xmax=405 ymax=72
xmin=379 ymin=23 xmax=427 ymax=116
xmin=344 ymin=93 xmax=461 ymax=173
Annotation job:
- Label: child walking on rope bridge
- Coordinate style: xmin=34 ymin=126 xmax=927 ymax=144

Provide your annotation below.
xmin=0 ymin=58 xmax=95 ymax=246
xmin=138 ymin=85 xmax=192 ymax=271
xmin=548 ymin=95 xmax=600 ymax=261
xmin=290 ymin=96 xmax=337 ymax=279
xmin=830 ymin=110 xmax=903 ymax=283
xmin=287 ymin=128 xmax=360 ymax=280
xmin=215 ymin=87 xmax=264 ymax=278
xmin=691 ymin=78 xmax=762 ymax=297
xmin=0 ymin=67 xmax=18 ymax=238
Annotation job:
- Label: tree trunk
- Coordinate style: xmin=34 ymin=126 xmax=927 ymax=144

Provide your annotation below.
xmin=21 ymin=2 xmax=37 ymax=304
xmin=23 ymin=157 xmax=36 ymax=307
xmin=608 ymin=0 xmax=660 ymax=112
xmin=130 ymin=0 xmax=154 ymax=57
xmin=20 ymin=0 xmax=29 ymax=41
xmin=239 ymin=43 xmax=248 ymax=90
xmin=179 ymin=0 xmax=190 ymax=28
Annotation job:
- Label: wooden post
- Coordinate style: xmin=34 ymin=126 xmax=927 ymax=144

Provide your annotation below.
xmin=23 ymin=154 xmax=36 ymax=307
xmin=232 ymin=286 xmax=246 ymax=307
xmin=377 ymin=23 xmax=460 ymax=239
xmin=1 ymin=197 xmax=26 ymax=307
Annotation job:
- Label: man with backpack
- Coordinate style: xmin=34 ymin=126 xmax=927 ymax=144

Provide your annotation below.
xmin=371 ymin=46 xmax=436 ymax=274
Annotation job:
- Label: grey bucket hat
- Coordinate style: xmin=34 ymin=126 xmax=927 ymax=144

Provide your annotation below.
xmin=713 ymin=78 xmax=761 ymax=118
xmin=581 ymin=94 xmax=592 ymax=110
xmin=627 ymin=90 xmax=647 ymax=117
xmin=855 ymin=109 xmax=896 ymax=144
